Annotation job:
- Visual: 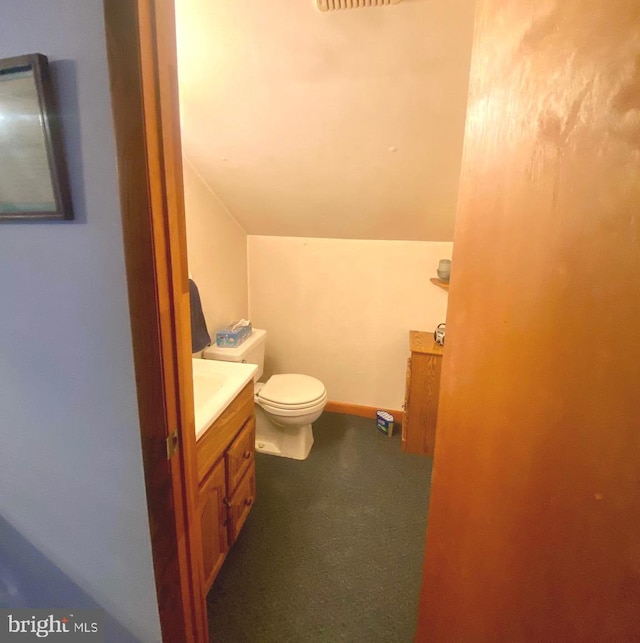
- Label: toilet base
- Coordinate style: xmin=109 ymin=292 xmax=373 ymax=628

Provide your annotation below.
xmin=254 ymin=405 xmax=314 ymax=460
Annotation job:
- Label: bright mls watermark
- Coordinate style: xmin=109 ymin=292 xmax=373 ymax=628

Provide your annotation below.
xmin=0 ymin=609 xmax=103 ymax=642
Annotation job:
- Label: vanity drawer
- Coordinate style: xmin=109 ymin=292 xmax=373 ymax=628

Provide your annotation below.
xmin=226 ymin=463 xmax=256 ymax=545
xmin=197 ymin=381 xmax=254 ymax=483
xmin=225 ymin=416 xmax=255 ymax=493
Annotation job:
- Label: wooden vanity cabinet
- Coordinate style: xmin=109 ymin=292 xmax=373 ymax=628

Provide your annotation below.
xmin=196 ymin=381 xmax=256 ymax=592
xmin=402 ymin=330 xmax=444 ymax=457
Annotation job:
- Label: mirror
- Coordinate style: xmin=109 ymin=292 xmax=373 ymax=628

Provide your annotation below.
xmin=0 ymin=53 xmax=73 ymax=221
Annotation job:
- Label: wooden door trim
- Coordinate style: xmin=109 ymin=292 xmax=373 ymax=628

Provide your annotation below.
xmin=103 ymin=1 xmax=207 ymax=641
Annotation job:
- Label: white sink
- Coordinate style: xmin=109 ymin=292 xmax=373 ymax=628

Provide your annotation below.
xmin=191 ymin=358 xmax=257 ymax=440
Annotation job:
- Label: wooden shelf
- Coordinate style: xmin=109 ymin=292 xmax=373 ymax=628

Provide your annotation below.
xmin=430 ymin=277 xmax=450 ymax=291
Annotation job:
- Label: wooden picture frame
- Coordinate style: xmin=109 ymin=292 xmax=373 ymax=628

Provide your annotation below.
xmin=0 ymin=53 xmax=73 ymax=221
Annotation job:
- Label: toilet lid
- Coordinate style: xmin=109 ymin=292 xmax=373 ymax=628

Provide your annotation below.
xmin=257 ymin=374 xmax=326 ymax=406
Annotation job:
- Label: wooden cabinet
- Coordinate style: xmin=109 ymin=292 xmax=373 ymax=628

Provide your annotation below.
xmin=402 ymin=330 xmax=444 ymax=457
xmin=197 ymin=381 xmax=256 ymax=592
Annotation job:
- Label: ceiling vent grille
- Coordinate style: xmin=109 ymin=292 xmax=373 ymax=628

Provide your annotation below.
xmin=317 ymin=0 xmax=402 ymax=10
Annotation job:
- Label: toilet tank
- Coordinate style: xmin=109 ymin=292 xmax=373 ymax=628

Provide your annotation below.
xmin=202 ymin=328 xmax=266 ymax=381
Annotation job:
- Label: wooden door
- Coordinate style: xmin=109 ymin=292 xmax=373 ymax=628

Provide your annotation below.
xmin=199 ymin=459 xmax=228 ymax=592
xmin=417 ymin=1 xmax=640 ymax=641
xmin=103 ymin=1 xmax=206 ymax=641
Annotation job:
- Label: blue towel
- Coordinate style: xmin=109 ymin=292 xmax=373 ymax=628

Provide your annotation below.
xmin=189 ymin=279 xmax=211 ymax=353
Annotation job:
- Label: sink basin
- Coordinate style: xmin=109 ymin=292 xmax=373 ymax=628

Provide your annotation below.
xmin=191 ymin=358 xmax=257 ymax=440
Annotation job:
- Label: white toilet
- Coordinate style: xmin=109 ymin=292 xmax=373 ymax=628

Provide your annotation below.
xmin=202 ymin=329 xmax=326 ymax=460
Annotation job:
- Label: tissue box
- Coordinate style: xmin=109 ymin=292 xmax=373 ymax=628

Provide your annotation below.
xmin=215 ymin=321 xmax=252 ymax=347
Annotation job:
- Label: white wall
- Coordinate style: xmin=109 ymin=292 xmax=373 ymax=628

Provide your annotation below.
xmin=248 ymin=236 xmax=452 ymax=410
xmin=176 ymin=0 xmax=476 ymax=241
xmin=0 ymin=2 xmax=161 ymax=641
xmin=183 ymin=160 xmax=249 ymax=335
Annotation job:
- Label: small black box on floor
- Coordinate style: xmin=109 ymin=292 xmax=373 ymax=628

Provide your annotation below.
xmin=376 ymin=411 xmax=394 ymax=437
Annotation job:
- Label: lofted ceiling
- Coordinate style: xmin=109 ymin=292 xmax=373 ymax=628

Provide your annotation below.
xmin=175 ymin=0 xmax=476 ymax=241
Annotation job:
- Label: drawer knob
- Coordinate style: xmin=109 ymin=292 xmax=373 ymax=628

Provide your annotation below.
xmin=243 ymin=450 xmax=252 ymax=459
xmin=244 ymin=497 xmax=253 ymax=507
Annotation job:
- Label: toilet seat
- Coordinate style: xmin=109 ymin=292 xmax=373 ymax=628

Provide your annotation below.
xmin=258 ymin=395 xmax=327 ymax=418
xmin=256 ymin=374 xmax=326 ymax=409
xmin=258 ymin=393 xmax=328 ymax=411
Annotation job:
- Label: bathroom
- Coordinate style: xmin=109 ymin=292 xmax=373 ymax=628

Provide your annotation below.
xmin=178 ymin=0 xmax=474 ymax=638
xmin=2 ymin=0 xmax=635 ymax=640
xmin=178 ymin=0 xmax=473 ymax=426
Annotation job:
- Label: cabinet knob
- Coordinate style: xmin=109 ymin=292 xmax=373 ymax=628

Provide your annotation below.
xmin=244 ymin=497 xmax=253 ymax=507
xmin=243 ymin=450 xmax=252 ymax=459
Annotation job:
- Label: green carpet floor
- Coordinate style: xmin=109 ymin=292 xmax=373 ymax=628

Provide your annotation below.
xmin=207 ymin=411 xmax=432 ymax=642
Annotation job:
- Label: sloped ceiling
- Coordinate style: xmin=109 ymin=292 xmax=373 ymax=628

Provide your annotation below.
xmin=175 ymin=0 xmax=476 ymax=241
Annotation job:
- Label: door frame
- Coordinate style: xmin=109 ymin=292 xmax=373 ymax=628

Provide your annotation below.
xmin=103 ymin=1 xmax=207 ymax=641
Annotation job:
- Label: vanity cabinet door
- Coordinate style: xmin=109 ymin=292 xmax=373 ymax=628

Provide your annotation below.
xmin=199 ymin=458 xmax=228 ymax=592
